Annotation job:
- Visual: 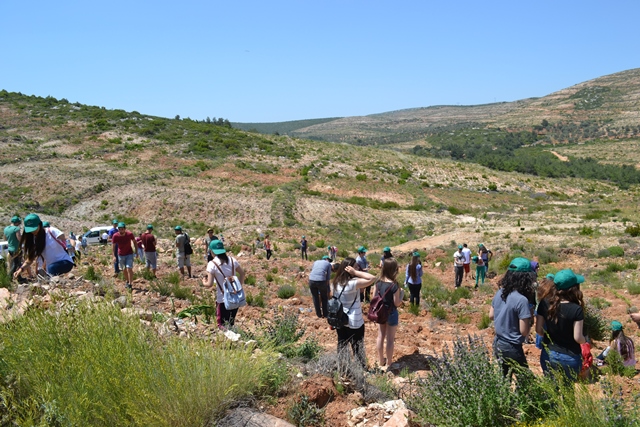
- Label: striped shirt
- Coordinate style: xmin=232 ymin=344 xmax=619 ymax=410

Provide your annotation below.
xmin=335 ymin=279 xmax=363 ymax=329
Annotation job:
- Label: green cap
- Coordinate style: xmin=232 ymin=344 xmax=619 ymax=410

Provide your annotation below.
xmin=479 ymin=243 xmax=484 ymax=247
xmin=472 ymin=256 xmax=479 ymax=262
xmin=174 ymin=226 xmax=182 ymax=231
xmin=147 ymin=224 xmax=153 ymax=230
xmin=545 ymin=273 xmax=555 ymax=280
xmin=327 ymin=246 xmax=331 ymax=250
xmin=383 ymin=246 xmax=391 ymax=253
xmin=42 ymin=221 xmax=50 ymax=227
xmin=24 ymin=213 xmax=42 ymax=233
xmin=611 ymin=320 xmax=623 ymax=332
xmin=553 ymin=269 xmax=584 ymax=290
xmin=302 ymin=235 xmax=305 ymax=238
xmin=508 ymin=257 xmax=532 ymax=272
xmin=112 ymin=219 xmax=118 ymax=225
xmin=209 ymin=239 xmax=226 ymax=255
xmin=117 ymin=222 xmax=126 ymax=228
xmin=10 ymin=215 xmax=21 ymax=224
xmin=322 ymin=255 xmax=330 ymax=260
xmin=357 ymin=245 xmax=367 ymax=253
xmin=458 ymin=244 xmax=463 ymax=250
xmin=412 ymin=251 xmax=420 ymax=257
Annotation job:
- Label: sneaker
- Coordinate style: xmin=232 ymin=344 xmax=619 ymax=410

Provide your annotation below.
xmin=125 ymin=282 xmax=132 ymax=290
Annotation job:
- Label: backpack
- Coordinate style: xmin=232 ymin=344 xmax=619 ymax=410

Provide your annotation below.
xmin=367 ymin=283 xmax=395 ymax=324
xmin=327 ymin=283 xmax=357 ymax=329
xmin=213 ymin=258 xmax=246 ymax=310
xmin=183 ymin=233 xmax=193 ymax=255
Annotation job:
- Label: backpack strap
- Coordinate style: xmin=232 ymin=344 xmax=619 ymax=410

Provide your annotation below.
xmin=212 ymin=257 xmax=236 ymax=292
xmin=48 ymin=229 xmax=68 ymax=251
xmin=377 ymin=282 xmax=395 ymax=301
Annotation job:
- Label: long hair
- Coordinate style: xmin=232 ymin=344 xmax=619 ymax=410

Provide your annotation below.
xmin=497 ymin=270 xmax=535 ymax=303
xmin=20 ymin=225 xmax=46 ymax=263
xmin=612 ymin=330 xmax=635 ymax=362
xmin=408 ymin=254 xmax=420 ymax=282
xmin=383 ymin=251 xmax=393 ymax=260
xmin=332 ymin=257 xmax=356 ymax=293
xmin=379 ymin=258 xmax=398 ymax=283
xmin=536 ymin=277 xmax=554 ymax=302
xmin=538 ymin=284 xmax=584 ymax=322
xmin=216 ymin=252 xmax=230 ymax=265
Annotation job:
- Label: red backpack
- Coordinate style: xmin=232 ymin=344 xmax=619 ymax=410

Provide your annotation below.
xmin=367 ymin=284 xmax=394 ymax=324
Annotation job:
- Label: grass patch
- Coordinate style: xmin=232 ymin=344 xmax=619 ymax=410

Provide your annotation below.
xmin=431 ymin=305 xmax=447 ymax=320
xmin=277 ymin=284 xmax=296 ymax=299
xmin=627 ymin=283 xmax=640 ymax=295
xmin=478 ymin=312 xmax=491 ymax=329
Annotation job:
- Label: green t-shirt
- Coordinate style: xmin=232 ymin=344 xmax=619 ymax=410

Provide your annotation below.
xmin=3 ymin=225 xmax=21 ymax=252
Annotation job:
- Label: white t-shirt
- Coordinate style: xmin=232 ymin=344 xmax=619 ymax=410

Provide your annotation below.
xmin=42 ymin=230 xmax=74 ymax=265
xmin=334 ymin=279 xmax=363 ymax=329
xmin=207 ymin=256 xmax=241 ymax=302
xmin=461 ymin=247 xmax=472 ymax=264
xmin=453 ymin=251 xmax=464 ymax=267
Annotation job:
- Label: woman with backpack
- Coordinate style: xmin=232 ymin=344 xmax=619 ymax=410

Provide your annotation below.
xmin=404 ymin=251 xmax=423 ymax=306
xmin=202 ymin=239 xmax=246 ymax=331
xmin=331 ymin=257 xmax=376 ymax=368
xmin=373 ymin=257 xmax=404 ymax=369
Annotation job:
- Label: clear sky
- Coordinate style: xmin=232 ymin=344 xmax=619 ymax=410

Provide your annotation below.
xmin=1 ymin=1 xmax=638 ymax=123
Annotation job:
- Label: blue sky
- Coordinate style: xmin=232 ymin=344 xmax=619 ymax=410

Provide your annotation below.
xmin=1 ymin=1 xmax=638 ymax=122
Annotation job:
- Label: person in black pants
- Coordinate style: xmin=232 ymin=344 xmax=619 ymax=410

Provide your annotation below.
xmin=308 ymin=256 xmax=332 ymax=318
xmin=454 ymin=245 xmax=464 ymax=288
xmin=405 ymin=251 xmax=423 ymax=306
xmin=300 ymin=235 xmax=308 ymax=260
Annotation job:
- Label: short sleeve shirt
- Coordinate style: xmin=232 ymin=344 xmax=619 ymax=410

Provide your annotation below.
xmin=140 ymin=232 xmax=156 ymax=252
xmin=3 ymin=225 xmax=20 ymax=252
xmin=405 ymin=263 xmax=423 ymax=285
xmin=537 ymin=299 xmax=583 ymax=357
xmin=375 ymin=280 xmax=399 ymax=313
xmin=309 ymin=260 xmax=332 ymax=282
xmin=492 ymin=289 xmax=531 ymax=345
xmin=207 ymin=257 xmax=240 ymax=301
xmin=335 ymin=279 xmax=363 ymax=329
xmin=454 ymin=251 xmax=464 ymax=267
xmin=175 ymin=233 xmax=188 ymax=255
xmin=112 ymin=231 xmax=136 ymax=256
xmin=355 ymin=255 xmax=368 ymax=271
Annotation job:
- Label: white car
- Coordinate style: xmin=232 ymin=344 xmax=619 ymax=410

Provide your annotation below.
xmin=82 ymin=226 xmax=112 ymax=245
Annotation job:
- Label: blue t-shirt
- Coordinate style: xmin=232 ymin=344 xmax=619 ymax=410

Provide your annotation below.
xmin=405 ymin=263 xmax=423 ymax=285
xmin=492 ymin=289 xmax=531 ymax=345
xmin=356 ymin=255 xmax=368 ymax=271
xmin=309 ymin=260 xmax=332 ymax=282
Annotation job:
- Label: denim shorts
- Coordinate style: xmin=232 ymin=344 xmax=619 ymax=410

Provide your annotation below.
xmin=387 ymin=309 xmax=399 ymax=326
xmin=118 ymin=254 xmax=134 ymax=269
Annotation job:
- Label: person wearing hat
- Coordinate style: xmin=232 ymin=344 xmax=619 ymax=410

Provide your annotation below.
xmin=4 ymin=215 xmax=24 ymax=279
xmin=112 ymin=222 xmax=137 ymax=290
xmin=174 ymin=226 xmax=192 ymax=278
xmin=140 ymin=224 xmax=157 ymax=277
xmin=355 ymin=246 xmax=371 ymax=302
xmin=596 ymin=321 xmax=636 ymax=367
xmin=489 ymin=257 xmax=536 ymax=376
xmin=14 ymin=213 xmax=74 ymax=278
xmin=204 ymin=228 xmax=218 ymax=262
xmin=461 ymin=243 xmax=472 ymax=281
xmin=471 ymin=255 xmax=485 ymax=288
xmin=107 ymin=219 xmax=120 ymax=277
xmin=300 ymin=236 xmax=308 ymax=260
xmin=453 ymin=245 xmax=465 ymax=288
xmin=327 ymin=245 xmax=337 ymax=263
xmin=308 ymin=255 xmax=333 ymax=319
xmin=202 ymin=239 xmax=246 ymax=330
xmin=405 ymin=251 xmax=423 ymax=306
xmin=378 ymin=246 xmax=393 ymax=268
xmin=536 ymin=269 xmax=588 ymax=381
xmin=478 ymin=243 xmax=493 ymax=276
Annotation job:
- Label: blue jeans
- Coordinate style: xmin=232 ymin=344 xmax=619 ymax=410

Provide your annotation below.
xmin=547 ymin=350 xmax=581 ymax=381
xmin=47 ymin=260 xmax=74 ymax=276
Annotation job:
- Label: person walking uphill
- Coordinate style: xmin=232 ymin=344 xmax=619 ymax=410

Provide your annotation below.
xmin=309 ymin=255 xmax=333 ymax=318
xmin=14 ymin=214 xmax=74 ymax=279
xmin=461 ymin=243 xmax=472 ymax=281
xmin=174 ymin=226 xmax=192 ymax=278
xmin=111 ymin=222 xmax=138 ymax=290
xmin=140 ymin=224 xmax=157 ymax=277
xmin=107 ymin=219 xmax=120 ymax=277
xmin=4 ymin=216 xmax=23 ymax=280
xmin=331 ymin=258 xmax=376 ymax=368
xmin=203 ymin=239 xmax=246 ymax=330
xmin=453 ymin=245 xmax=465 ymax=288
xmin=489 ymin=257 xmax=535 ymax=376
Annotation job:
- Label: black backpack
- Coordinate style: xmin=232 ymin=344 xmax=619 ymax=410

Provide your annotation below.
xmin=183 ymin=233 xmax=193 ymax=255
xmin=327 ymin=284 xmax=357 ymax=329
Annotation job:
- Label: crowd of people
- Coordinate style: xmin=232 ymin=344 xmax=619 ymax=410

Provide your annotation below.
xmin=4 ymin=214 xmax=639 ymax=377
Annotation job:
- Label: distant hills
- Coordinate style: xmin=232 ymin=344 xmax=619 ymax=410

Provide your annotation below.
xmin=233 ymin=68 xmax=640 ymax=146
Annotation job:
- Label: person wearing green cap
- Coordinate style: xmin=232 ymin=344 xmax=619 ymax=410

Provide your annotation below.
xmin=202 ymin=239 xmax=246 ymax=330
xmin=471 ymin=256 xmax=485 ymax=288
xmin=595 ymin=321 xmax=636 ymax=367
xmin=355 ymin=246 xmax=371 ymax=302
xmin=204 ymin=229 xmax=218 ymax=262
xmin=378 ymin=247 xmax=393 ymax=268
xmin=309 ymin=255 xmax=333 ymax=318
xmin=404 ymin=251 xmax=423 ymax=306
xmin=300 ymin=236 xmax=308 ymax=260
xmin=112 ymin=223 xmax=137 ymax=290
xmin=536 ymin=269 xmax=588 ymax=381
xmin=141 ymin=225 xmax=157 ymax=277
xmin=4 ymin=215 xmax=24 ymax=279
xmin=174 ymin=226 xmax=192 ymax=278
xmin=489 ymin=257 xmax=536 ymax=376
xmin=453 ymin=245 xmax=464 ymax=288
xmin=478 ymin=244 xmax=492 ymax=276
xmin=15 ymin=213 xmax=74 ymax=278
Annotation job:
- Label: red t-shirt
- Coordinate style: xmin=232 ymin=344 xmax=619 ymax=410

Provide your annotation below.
xmin=112 ymin=231 xmax=136 ymax=256
xmin=140 ymin=232 xmax=156 ymax=252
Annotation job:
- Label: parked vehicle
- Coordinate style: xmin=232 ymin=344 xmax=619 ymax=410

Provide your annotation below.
xmin=82 ymin=226 xmax=112 ymax=245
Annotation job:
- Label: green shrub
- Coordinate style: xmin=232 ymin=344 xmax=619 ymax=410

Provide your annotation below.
xmin=151 ymin=280 xmax=172 ymax=296
xmin=265 ymin=273 xmax=274 ymax=282
xmin=456 ymin=314 xmax=471 ymax=324
xmin=588 ymin=297 xmax=611 ymax=310
xmin=583 ymin=304 xmax=607 ymax=341
xmin=83 ymin=265 xmax=101 ymax=281
xmin=295 ymin=337 xmax=322 ymax=362
xmin=287 ymin=395 xmax=325 ymax=427
xmin=478 ymin=312 xmax=491 ymax=329
xmin=407 ymin=303 xmax=420 ymax=316
xmin=431 ymin=305 xmax=447 ymax=320
xmin=627 ymin=282 xmax=640 ymax=295
xmin=277 ymin=285 xmax=296 ymax=299
xmin=355 ymin=173 xmax=367 ymax=181
xmin=0 ymin=302 xmax=284 ymax=426
xmin=421 ymin=281 xmax=449 ymax=308
xmin=245 ymin=274 xmax=257 ymax=286
xmin=172 ymin=283 xmax=193 ymax=300
xmin=603 ymin=349 xmax=637 ymax=378
xmin=246 ymin=291 xmax=266 ymax=308
xmin=0 ymin=261 xmax=11 ymax=289
xmin=598 ymin=246 xmax=624 ymax=258
xmin=448 ymin=287 xmax=471 ymax=305
xmin=624 ymin=223 xmax=640 ymax=237
xmin=166 ymin=271 xmax=181 ymax=285
xmin=315 ymin=240 xmax=325 ymax=248
xmin=579 ymin=226 xmax=594 ymax=236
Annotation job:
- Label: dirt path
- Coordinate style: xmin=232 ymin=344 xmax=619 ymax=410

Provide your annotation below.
xmin=546 ymin=150 xmax=569 ymax=162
